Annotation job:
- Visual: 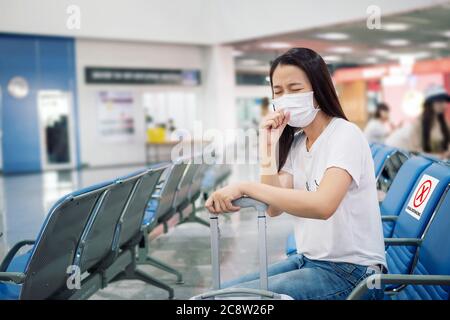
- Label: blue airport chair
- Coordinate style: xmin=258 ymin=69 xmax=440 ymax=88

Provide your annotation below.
xmin=172 ymin=158 xmax=203 ymax=223
xmin=106 ymin=165 xmax=172 ymax=298
xmin=385 ymin=162 xmax=450 ymax=276
xmin=178 ymin=162 xmax=212 ymax=226
xmin=0 ymin=180 xmax=113 ymax=300
xmin=348 ymin=186 xmax=450 ymax=300
xmin=138 ymin=160 xmax=188 ymax=284
xmin=0 ymin=165 xmax=167 ymax=300
xmin=381 ymin=156 xmax=433 ymax=237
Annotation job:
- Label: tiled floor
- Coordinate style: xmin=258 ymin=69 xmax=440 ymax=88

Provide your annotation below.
xmin=0 ymin=163 xmax=296 ymax=300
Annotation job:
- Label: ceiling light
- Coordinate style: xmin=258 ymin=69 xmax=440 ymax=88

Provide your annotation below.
xmin=428 ymin=41 xmax=447 ymax=49
xmin=232 ymin=50 xmax=244 ymax=57
xmin=328 ymin=46 xmax=353 ymax=53
xmin=363 ymin=57 xmax=379 ymax=64
xmin=388 ymin=52 xmax=431 ymax=61
xmin=316 ymin=32 xmax=349 ymax=40
xmin=382 ymin=23 xmax=410 ymax=32
xmin=384 ymin=39 xmax=410 ymax=46
xmin=261 ymin=42 xmax=291 ymax=49
xmin=371 ymin=49 xmax=390 ymax=56
xmin=323 ymin=55 xmax=342 ymax=63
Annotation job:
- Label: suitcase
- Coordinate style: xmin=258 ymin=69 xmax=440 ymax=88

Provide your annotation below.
xmin=191 ymin=197 xmax=293 ymax=300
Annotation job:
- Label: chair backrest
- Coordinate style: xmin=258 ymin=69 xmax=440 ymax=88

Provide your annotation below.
xmin=396 ymin=186 xmax=450 ymax=300
xmin=153 ymin=162 xmax=188 ymax=222
xmin=377 ymin=150 xmax=409 ymax=193
xmin=386 ymin=162 xmax=450 ymax=275
xmin=75 ymin=170 xmax=146 ymax=273
xmin=118 ymin=166 xmax=166 ymax=248
xmin=188 ymin=163 xmax=212 ymax=201
xmin=173 ymin=161 xmax=201 ymax=209
xmin=373 ymin=146 xmax=397 ymax=178
xmin=381 ymin=156 xmax=433 ymax=238
xmin=380 ymin=156 xmax=433 ymax=217
xmin=19 ymin=181 xmax=113 ymax=300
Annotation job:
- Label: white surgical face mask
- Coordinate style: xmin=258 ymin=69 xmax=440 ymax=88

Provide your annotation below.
xmin=272 ymin=91 xmax=320 ymax=128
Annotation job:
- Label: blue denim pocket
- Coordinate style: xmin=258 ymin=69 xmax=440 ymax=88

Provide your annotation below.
xmin=330 ymin=262 xmax=367 ymax=286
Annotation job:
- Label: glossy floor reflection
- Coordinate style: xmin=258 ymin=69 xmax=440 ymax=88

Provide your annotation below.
xmin=0 ymin=164 xmax=296 ymax=300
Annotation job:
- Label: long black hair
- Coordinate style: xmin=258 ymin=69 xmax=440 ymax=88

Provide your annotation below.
xmin=421 ymin=99 xmax=449 ymax=153
xmin=269 ymin=48 xmax=348 ymax=172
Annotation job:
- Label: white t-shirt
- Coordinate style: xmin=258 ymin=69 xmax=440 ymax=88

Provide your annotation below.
xmin=282 ymin=117 xmax=386 ymax=267
xmin=364 ymin=119 xmax=389 ymax=143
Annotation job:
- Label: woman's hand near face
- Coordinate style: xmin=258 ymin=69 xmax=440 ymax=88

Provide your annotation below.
xmin=205 ymin=184 xmax=243 ymax=214
xmin=260 ymin=110 xmax=290 ymax=147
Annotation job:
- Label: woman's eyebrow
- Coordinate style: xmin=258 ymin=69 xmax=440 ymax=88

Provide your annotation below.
xmin=288 ymin=82 xmax=304 ymax=87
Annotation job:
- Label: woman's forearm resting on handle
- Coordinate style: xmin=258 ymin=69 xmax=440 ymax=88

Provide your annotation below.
xmin=247 ymin=167 xmax=352 ymax=220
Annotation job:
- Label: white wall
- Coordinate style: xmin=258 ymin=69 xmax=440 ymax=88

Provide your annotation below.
xmin=76 ymin=39 xmax=205 ymax=167
xmin=235 ymin=86 xmax=272 ymax=99
xmin=1 ymin=0 xmax=446 ymax=45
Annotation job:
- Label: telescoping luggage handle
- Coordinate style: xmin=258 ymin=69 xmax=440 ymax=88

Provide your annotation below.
xmin=210 ymin=196 xmax=269 ymax=292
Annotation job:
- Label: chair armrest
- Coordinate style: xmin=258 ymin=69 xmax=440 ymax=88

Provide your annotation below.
xmin=0 ymin=240 xmax=35 ymax=272
xmin=381 ymin=215 xmax=398 ymax=222
xmin=0 ymin=272 xmax=26 ymax=284
xmin=347 ymin=274 xmax=450 ymax=300
xmin=384 ymin=238 xmax=422 ymax=246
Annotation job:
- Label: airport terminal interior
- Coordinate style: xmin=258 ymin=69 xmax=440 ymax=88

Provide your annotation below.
xmin=0 ymin=0 xmax=450 ymax=301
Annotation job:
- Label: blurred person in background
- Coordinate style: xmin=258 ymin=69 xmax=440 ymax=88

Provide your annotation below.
xmin=253 ymin=97 xmax=271 ymax=135
xmin=386 ymin=85 xmax=450 ymax=159
xmin=260 ymin=97 xmax=270 ymax=118
xmin=364 ymin=102 xmax=392 ymax=143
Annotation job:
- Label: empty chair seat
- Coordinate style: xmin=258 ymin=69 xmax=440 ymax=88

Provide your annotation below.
xmin=385 ymin=162 xmax=450 ymax=276
xmin=380 ymin=156 xmax=433 ymax=237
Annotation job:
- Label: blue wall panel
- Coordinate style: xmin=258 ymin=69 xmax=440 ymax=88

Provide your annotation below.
xmin=0 ymin=34 xmax=79 ymax=174
xmin=0 ymin=35 xmax=41 ymax=173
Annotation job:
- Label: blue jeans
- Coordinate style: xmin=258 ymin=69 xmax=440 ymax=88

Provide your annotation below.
xmin=222 ymin=254 xmax=384 ymax=300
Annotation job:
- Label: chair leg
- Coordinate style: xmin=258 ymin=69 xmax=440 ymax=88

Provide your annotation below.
xmin=189 ymin=214 xmax=210 ymax=227
xmin=138 ymin=233 xmax=184 ymax=284
xmin=144 ymin=255 xmax=184 ymax=284
xmin=131 ymin=268 xmax=175 ymax=299
xmin=179 ymin=201 xmax=209 ymax=227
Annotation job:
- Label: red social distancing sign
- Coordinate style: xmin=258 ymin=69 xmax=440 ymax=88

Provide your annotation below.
xmin=406 ymin=175 xmax=440 ymax=220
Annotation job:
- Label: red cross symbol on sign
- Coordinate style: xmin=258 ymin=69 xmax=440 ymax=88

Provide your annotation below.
xmin=413 ymin=180 xmax=432 ymax=208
